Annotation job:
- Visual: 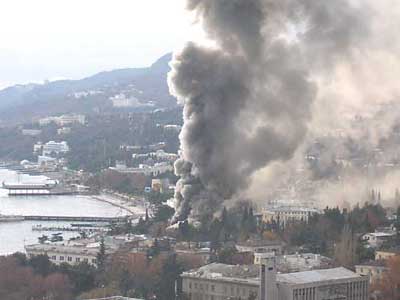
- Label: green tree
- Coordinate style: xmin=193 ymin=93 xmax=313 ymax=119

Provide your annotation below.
xmin=155 ymin=255 xmax=182 ymax=300
xmin=154 ymin=204 xmax=175 ymax=222
xmin=65 ymin=262 xmax=97 ymax=295
xmin=248 ymin=293 xmax=257 ymax=300
xmin=396 ymin=206 xmax=400 ymax=244
xmin=97 ymin=237 xmax=107 ymax=272
xmin=28 ymin=254 xmax=52 ymax=276
xmin=118 ymin=268 xmax=135 ymax=296
xmin=12 ymin=252 xmax=28 ymax=266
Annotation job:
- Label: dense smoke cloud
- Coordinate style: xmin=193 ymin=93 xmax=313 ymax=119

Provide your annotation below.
xmin=168 ymin=0 xmax=372 ymax=222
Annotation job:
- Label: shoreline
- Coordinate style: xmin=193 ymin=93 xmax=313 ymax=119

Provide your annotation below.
xmin=88 ymin=193 xmax=146 ymax=218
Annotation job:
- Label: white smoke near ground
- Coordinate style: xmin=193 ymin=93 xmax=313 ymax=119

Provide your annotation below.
xmin=168 ymin=0 xmax=400 ymax=222
xmin=246 ymin=1 xmax=400 ymax=210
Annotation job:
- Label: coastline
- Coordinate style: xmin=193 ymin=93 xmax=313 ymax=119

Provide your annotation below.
xmin=88 ymin=193 xmax=146 ymax=218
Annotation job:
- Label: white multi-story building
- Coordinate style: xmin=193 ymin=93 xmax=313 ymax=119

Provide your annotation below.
xmin=42 ymin=141 xmax=70 ymax=156
xmin=38 ymin=155 xmax=58 ymax=168
xmin=164 ymin=124 xmax=182 ymax=132
xmin=22 ymin=129 xmax=42 ymax=136
xmin=110 ymin=94 xmax=141 ymax=108
xmin=57 ymin=114 xmax=86 ymax=126
xmin=153 ymin=150 xmax=178 ymax=161
xmin=34 ymin=142 xmax=44 ymax=153
xmin=39 ymin=114 xmax=85 ymax=126
xmin=57 ymin=127 xmax=71 ymax=135
xmin=110 ymin=162 xmax=173 ymax=177
xmin=262 ymin=206 xmax=320 ymax=225
xmin=25 ymin=244 xmax=100 ymax=266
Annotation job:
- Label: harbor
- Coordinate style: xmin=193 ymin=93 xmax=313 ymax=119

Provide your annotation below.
xmin=0 ymin=168 xmax=145 ymax=254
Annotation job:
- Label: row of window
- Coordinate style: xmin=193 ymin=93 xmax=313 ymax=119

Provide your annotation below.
xmin=50 ymin=255 xmax=96 ymax=264
xmin=188 ymin=281 xmax=256 ymax=298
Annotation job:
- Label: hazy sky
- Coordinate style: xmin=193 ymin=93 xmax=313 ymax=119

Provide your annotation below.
xmin=0 ymin=0 xmax=195 ymax=89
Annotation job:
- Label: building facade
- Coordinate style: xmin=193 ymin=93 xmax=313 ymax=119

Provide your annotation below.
xmin=236 ymin=240 xmax=283 ymax=255
xmin=181 ymin=261 xmax=369 ymax=300
xmin=254 ymin=253 xmax=333 ymax=273
xmin=25 ymin=244 xmax=99 ymax=266
xmin=181 ymin=263 xmax=260 ymax=300
xmin=375 ymin=247 xmax=400 ymax=260
xmin=42 ymin=141 xmax=70 ymax=156
xmin=275 ymin=268 xmax=369 ymax=300
xmin=355 ymin=261 xmax=387 ymax=284
xmin=262 ymin=206 xmax=320 ymax=225
xmin=361 ymin=232 xmax=396 ymax=248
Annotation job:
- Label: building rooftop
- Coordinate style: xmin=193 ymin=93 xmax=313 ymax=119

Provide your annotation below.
xmin=356 ymin=260 xmax=387 ymax=267
xmin=377 ymin=246 xmax=400 ymax=254
xmin=263 ymin=206 xmax=320 ymax=213
xmin=276 ymin=253 xmax=333 ymax=273
xmin=25 ymin=243 xmax=106 ymax=256
xmin=365 ymin=232 xmax=395 ymax=237
xmin=182 ymin=263 xmax=259 ymax=285
xmin=237 ymin=239 xmax=282 ymax=247
xmin=277 ymin=267 xmax=362 ymax=285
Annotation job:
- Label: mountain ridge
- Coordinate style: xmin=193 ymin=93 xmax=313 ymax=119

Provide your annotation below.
xmin=0 ymin=53 xmax=175 ymax=123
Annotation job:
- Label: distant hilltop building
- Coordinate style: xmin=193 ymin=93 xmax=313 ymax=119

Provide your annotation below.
xmin=110 ymin=93 xmax=141 ymax=108
xmin=57 ymin=127 xmax=71 ymax=135
xmin=42 ymin=141 xmax=70 ymax=156
xmin=37 ymin=155 xmax=58 ymax=168
xmin=132 ymin=150 xmax=178 ymax=162
xmin=70 ymin=90 xmax=103 ymax=99
xmin=21 ymin=129 xmax=42 ymax=136
xmin=39 ymin=114 xmax=86 ymax=126
xmin=110 ymin=162 xmax=173 ymax=177
xmin=120 ymin=142 xmax=167 ymax=152
xmin=164 ymin=124 xmax=182 ymax=132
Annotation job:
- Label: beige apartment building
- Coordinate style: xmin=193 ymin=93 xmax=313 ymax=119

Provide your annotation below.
xmin=182 ymin=258 xmax=369 ymax=300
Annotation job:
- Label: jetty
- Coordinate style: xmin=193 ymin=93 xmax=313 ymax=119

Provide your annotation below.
xmin=24 ymin=215 xmax=130 ymax=222
xmin=2 ymin=182 xmax=77 ymax=196
xmin=32 ymin=225 xmax=108 ymax=233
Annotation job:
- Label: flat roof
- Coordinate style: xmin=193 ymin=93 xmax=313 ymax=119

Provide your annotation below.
xmin=25 ymin=244 xmax=105 ymax=256
xmin=237 ymin=239 xmax=282 ymax=247
xmin=277 ymin=267 xmax=362 ymax=285
xmin=182 ymin=263 xmax=259 ymax=285
xmin=263 ymin=206 xmax=320 ymax=213
xmin=365 ymin=232 xmax=395 ymax=237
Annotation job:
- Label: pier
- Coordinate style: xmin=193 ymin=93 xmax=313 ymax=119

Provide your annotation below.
xmin=2 ymin=182 xmax=78 ymax=196
xmin=23 ymin=215 xmax=130 ymax=222
xmin=32 ymin=225 xmax=108 ymax=233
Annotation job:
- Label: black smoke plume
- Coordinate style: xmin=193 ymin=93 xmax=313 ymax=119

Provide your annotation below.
xmin=168 ymin=0 xmax=370 ymax=222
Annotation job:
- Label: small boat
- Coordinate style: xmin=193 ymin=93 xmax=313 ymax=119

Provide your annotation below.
xmin=50 ymin=233 xmax=63 ymax=242
xmin=38 ymin=235 xmax=48 ymax=243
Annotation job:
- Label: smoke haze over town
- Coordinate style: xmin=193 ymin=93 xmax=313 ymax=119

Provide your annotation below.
xmin=1 ymin=1 xmax=400 ymax=300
